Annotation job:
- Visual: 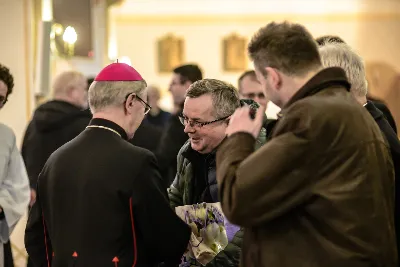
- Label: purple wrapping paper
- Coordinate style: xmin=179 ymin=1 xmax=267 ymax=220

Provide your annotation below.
xmin=224 ymin=220 xmax=240 ymax=242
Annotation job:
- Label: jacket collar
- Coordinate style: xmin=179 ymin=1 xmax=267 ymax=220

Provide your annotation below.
xmin=278 ymin=67 xmax=350 ymax=117
xmin=88 ymin=118 xmax=128 ymax=140
xmin=364 ymin=100 xmax=384 ymax=121
xmin=182 ymin=140 xmax=217 ymax=163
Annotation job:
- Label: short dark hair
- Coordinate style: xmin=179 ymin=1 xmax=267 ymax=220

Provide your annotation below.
xmin=186 ymin=79 xmax=240 ymax=118
xmin=248 ymin=21 xmax=321 ymax=77
xmin=173 ymin=64 xmax=203 ymax=84
xmin=238 ymin=70 xmax=257 ymax=92
xmin=87 ymin=77 xmax=95 ymax=90
xmin=0 ymin=64 xmax=14 ymax=103
xmin=316 ymin=35 xmax=346 ymax=46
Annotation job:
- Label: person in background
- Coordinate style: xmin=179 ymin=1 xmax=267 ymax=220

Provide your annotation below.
xmin=87 ymin=77 xmax=95 ymax=90
xmin=0 ymin=63 xmax=30 ymax=267
xmin=238 ymin=70 xmax=268 ymax=106
xmin=217 ymin=21 xmax=397 ymax=267
xmin=319 ymin=42 xmax=400 ymax=261
xmin=129 ymin=121 xmax=162 ymax=153
xmin=316 ymin=34 xmax=397 ymax=133
xmin=169 ymin=79 xmax=266 ymax=267
xmin=144 ymin=85 xmax=170 ymax=128
xmin=155 ymin=64 xmax=203 ymax=188
xmin=25 ymin=62 xmax=190 ymax=267
xmin=21 ymin=71 xmax=91 ymax=206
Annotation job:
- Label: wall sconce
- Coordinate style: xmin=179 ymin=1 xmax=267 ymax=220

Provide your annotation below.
xmin=63 ymin=26 xmax=77 ymax=56
xmin=50 ymin=24 xmax=78 ymax=58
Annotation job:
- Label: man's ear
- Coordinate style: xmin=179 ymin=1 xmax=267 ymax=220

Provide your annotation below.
xmin=125 ymin=93 xmax=136 ymax=111
xmin=265 ymin=67 xmax=282 ymax=90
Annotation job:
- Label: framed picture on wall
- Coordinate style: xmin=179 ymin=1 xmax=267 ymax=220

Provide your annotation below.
xmin=222 ymin=33 xmax=247 ymax=72
xmin=157 ymin=34 xmax=185 ymax=73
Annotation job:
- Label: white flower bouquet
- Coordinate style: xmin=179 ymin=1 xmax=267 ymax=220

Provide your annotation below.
xmin=175 ymin=202 xmax=240 ymax=266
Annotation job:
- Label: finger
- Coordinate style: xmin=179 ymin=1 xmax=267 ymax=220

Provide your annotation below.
xmin=255 ymin=104 xmax=267 ymax=123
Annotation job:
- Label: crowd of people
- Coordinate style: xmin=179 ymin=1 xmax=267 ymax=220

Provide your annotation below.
xmin=0 ymin=20 xmax=399 ymax=267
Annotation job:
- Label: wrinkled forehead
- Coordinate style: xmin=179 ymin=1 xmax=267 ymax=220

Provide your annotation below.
xmin=0 ymin=80 xmax=7 ymax=96
xmin=183 ymin=95 xmax=215 ymax=120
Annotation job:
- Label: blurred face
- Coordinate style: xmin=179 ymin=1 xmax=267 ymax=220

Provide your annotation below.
xmin=169 ymin=73 xmax=190 ymax=105
xmin=239 ymin=76 xmax=268 ymax=106
xmin=147 ymin=88 xmax=159 ymax=108
xmin=0 ymin=80 xmax=7 ymax=109
xmin=255 ymin=68 xmax=282 ymax=108
xmin=183 ymin=94 xmax=228 ymax=154
xmin=71 ymin=78 xmax=88 ymax=109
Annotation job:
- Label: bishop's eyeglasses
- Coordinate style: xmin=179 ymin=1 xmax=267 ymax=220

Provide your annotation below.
xmin=125 ymin=93 xmax=152 ymax=115
xmin=178 ymin=114 xmax=230 ymax=129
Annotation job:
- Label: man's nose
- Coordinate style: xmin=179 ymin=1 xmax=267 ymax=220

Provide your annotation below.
xmin=184 ymin=123 xmax=195 ymax=133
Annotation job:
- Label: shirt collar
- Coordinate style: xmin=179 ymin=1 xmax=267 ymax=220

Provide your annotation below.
xmin=88 ymin=118 xmax=128 ymax=140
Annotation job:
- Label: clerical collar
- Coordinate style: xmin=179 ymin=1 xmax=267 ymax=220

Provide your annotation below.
xmin=87 ymin=118 xmax=128 ymax=140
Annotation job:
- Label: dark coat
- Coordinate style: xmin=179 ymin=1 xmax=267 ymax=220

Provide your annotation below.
xmin=365 ymin=100 xmax=400 ymax=260
xmin=154 ymin=112 xmax=188 ymax=188
xmin=370 ymin=99 xmax=397 ymax=133
xmin=21 ymin=100 xmax=91 ymax=188
xmin=129 ymin=121 xmax=162 ymax=153
xmin=25 ymin=118 xmax=190 ymax=267
xmin=217 ymin=67 xmax=397 ymax=267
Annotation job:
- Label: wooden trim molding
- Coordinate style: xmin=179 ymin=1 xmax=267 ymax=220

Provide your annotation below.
xmin=23 ymin=0 xmax=32 ymax=119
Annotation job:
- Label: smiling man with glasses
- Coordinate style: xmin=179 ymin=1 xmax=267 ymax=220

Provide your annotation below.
xmin=168 ymin=79 xmax=266 ymax=267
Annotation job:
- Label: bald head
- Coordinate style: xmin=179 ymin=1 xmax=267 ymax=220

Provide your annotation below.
xmin=51 ymin=71 xmax=88 ymax=108
xmin=52 ymin=71 xmax=86 ymax=97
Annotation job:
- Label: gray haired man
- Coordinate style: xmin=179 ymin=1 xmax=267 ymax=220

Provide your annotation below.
xmin=168 ymin=79 xmax=266 ymax=267
xmin=319 ymin=42 xmax=400 ymax=262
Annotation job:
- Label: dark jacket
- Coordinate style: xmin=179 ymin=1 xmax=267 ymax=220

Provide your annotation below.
xmin=25 ymin=118 xmax=190 ymax=267
xmin=369 ymin=99 xmax=397 ymax=133
xmin=365 ymin=100 xmax=400 ymax=260
xmin=217 ymin=67 xmax=397 ymax=267
xmin=145 ymin=109 xmax=171 ymax=128
xmin=129 ymin=121 xmax=163 ymax=153
xmin=21 ymin=100 xmax=91 ymax=188
xmin=155 ymin=109 xmax=188 ymax=188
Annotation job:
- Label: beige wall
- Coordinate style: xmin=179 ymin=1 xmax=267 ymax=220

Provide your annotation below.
xmin=110 ymin=5 xmax=400 ymax=117
xmin=0 ymin=0 xmax=34 ymax=147
xmin=0 ymin=1 xmax=33 ymax=265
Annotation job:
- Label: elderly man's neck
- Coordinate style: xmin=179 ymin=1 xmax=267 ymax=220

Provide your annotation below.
xmin=355 ymin=95 xmax=368 ymax=106
xmin=92 ymin=108 xmax=130 ymax=134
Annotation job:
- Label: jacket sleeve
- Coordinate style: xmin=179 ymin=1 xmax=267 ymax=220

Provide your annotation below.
xmin=21 ymin=122 xmax=43 ymax=189
xmin=167 ymin=147 xmax=187 ymax=209
xmin=25 ymin=183 xmax=52 ymax=267
xmin=132 ymin=153 xmax=190 ymax=265
xmin=216 ymin=110 xmax=312 ymax=228
xmin=204 ymin=229 xmax=243 ymax=267
xmin=0 ymin=125 xmax=30 ymax=242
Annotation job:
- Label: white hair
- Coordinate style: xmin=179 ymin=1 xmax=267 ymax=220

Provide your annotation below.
xmin=319 ymin=43 xmax=368 ymax=97
xmin=52 ymin=71 xmax=86 ymax=97
xmin=88 ymin=80 xmax=147 ymax=113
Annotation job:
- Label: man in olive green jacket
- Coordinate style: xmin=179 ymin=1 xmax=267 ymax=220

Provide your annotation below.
xmin=168 ymin=79 xmax=266 ymax=267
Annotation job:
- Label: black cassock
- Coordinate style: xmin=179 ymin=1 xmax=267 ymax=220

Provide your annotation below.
xmin=25 ymin=118 xmax=190 ymax=267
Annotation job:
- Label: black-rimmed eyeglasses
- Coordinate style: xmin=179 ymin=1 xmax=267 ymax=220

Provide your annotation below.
xmin=178 ymin=115 xmax=230 ymax=128
xmin=125 ymin=93 xmax=152 ymax=115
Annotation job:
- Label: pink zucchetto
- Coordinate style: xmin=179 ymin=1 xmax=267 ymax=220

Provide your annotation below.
xmin=94 ymin=62 xmax=143 ymax=82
